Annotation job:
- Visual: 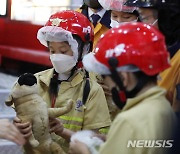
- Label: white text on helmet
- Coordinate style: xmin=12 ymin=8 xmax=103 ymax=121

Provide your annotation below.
xmin=83 ymin=26 xmax=91 ymax=34
xmin=105 ymin=44 xmax=126 ymax=58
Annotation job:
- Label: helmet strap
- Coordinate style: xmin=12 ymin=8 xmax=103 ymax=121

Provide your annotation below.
xmin=108 ymin=57 xmax=127 ymax=109
xmin=49 ymin=71 xmax=59 ymax=108
xmin=108 ymin=57 xmax=151 ymax=109
xmin=67 ymin=36 xmax=87 ymax=78
xmin=125 ymin=73 xmax=149 ymax=98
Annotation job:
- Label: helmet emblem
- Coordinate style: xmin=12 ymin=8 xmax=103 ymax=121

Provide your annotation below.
xmin=50 ymin=18 xmax=67 ymax=26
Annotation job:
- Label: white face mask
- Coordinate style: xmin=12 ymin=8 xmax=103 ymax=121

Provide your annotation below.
xmin=50 ymin=54 xmax=76 ymax=74
xmin=110 ymin=19 xmax=138 ymax=28
xmin=110 ymin=19 xmax=120 ymax=28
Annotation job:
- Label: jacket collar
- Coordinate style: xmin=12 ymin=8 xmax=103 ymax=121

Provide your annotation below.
xmin=122 ymin=86 xmax=166 ymax=111
xmin=99 ymin=10 xmax=111 ymax=29
xmin=37 ymin=68 xmax=85 ymax=88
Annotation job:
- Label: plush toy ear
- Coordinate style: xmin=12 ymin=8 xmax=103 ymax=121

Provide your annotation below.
xmin=18 ymin=73 xmax=37 ymax=86
xmin=5 ymin=95 xmax=13 ymax=106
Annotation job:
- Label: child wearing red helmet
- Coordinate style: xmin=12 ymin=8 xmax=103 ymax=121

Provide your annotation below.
xmin=125 ymin=0 xmax=180 ymax=113
xmin=98 ymin=0 xmax=139 ymax=28
xmin=69 ymin=22 xmax=177 ymax=154
xmin=13 ymin=10 xmax=111 ymax=153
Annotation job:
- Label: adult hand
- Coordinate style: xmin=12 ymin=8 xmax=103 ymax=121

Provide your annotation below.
xmin=69 ymin=140 xmax=90 ymax=154
xmin=13 ymin=117 xmax=32 ymax=139
xmin=0 ymin=119 xmax=25 ymax=145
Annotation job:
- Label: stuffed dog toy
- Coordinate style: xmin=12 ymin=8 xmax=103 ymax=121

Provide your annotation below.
xmin=6 ymin=73 xmax=73 ymax=154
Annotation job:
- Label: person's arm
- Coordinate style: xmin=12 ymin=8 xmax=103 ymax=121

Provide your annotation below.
xmin=59 ymin=128 xmax=74 ymax=142
xmin=0 ymin=119 xmax=25 ymax=145
xmin=49 ymin=117 xmax=107 ymax=142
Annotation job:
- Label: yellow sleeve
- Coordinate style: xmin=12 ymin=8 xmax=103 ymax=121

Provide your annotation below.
xmin=158 ymin=50 xmax=180 ymax=109
xmin=99 ymin=115 xmax=148 ymax=154
xmin=99 ymin=116 xmax=136 ymax=154
xmin=82 ymin=80 xmax=111 ymax=131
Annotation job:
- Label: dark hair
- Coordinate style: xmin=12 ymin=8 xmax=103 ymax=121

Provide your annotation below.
xmin=72 ymin=34 xmax=93 ymax=61
xmin=72 ymin=34 xmax=84 ymax=61
xmin=80 ymin=3 xmax=88 ymax=10
xmin=134 ymin=71 xmax=157 ymax=85
xmin=132 ymin=10 xmax=140 ymax=18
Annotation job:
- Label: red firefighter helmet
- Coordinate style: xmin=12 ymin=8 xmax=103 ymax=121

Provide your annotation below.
xmin=83 ymin=22 xmax=170 ymax=76
xmin=98 ymin=0 xmax=137 ymax=13
xmin=37 ymin=10 xmax=94 ymax=61
xmin=44 ymin=10 xmax=94 ymax=42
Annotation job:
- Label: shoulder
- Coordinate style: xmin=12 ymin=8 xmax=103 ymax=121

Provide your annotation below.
xmin=35 ymin=68 xmax=53 ymax=78
xmin=78 ymin=70 xmax=102 ymax=90
xmin=88 ymin=77 xmax=104 ymax=93
xmin=34 ymin=68 xmax=53 ymax=86
xmin=118 ymin=93 xmax=176 ymax=132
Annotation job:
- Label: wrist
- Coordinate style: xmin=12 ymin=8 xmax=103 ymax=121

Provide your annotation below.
xmin=55 ymin=128 xmax=64 ymax=136
xmin=60 ymin=128 xmax=74 ymax=142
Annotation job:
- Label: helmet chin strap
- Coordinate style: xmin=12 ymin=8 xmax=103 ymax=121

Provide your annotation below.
xmin=125 ymin=74 xmax=150 ymax=98
xmin=108 ymin=57 xmax=127 ymax=109
xmin=108 ymin=57 xmax=149 ymax=109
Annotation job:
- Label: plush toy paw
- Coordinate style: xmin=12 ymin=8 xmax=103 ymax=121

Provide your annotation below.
xmin=18 ymin=73 xmax=37 ymax=86
xmin=29 ymin=138 xmax=39 ymax=148
xmin=66 ymin=99 xmax=74 ymax=111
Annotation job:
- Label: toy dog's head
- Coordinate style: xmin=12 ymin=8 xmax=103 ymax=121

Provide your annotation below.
xmin=6 ymin=73 xmax=38 ymax=106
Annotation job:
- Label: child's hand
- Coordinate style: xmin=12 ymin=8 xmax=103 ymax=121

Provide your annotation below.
xmin=49 ymin=117 xmax=64 ymax=135
xmin=69 ymin=140 xmax=90 ymax=154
